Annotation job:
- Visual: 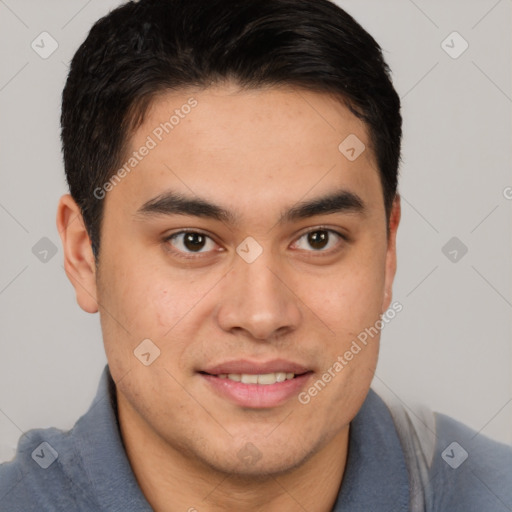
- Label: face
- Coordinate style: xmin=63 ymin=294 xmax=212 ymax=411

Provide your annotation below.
xmin=63 ymin=83 xmax=400 ymax=477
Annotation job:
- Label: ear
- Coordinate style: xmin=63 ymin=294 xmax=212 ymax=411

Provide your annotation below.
xmin=56 ymin=194 xmax=99 ymax=313
xmin=381 ymin=194 xmax=401 ymax=313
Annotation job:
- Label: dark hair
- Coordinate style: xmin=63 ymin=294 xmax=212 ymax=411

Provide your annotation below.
xmin=61 ymin=0 xmax=402 ymax=259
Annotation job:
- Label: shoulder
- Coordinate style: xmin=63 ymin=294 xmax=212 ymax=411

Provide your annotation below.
xmin=0 ymin=366 xmax=151 ymax=512
xmin=0 ymin=367 xmax=117 ymax=512
xmin=0 ymin=424 xmax=98 ymax=511
xmin=429 ymin=412 xmax=512 ymax=511
xmin=376 ymin=389 xmax=512 ymax=512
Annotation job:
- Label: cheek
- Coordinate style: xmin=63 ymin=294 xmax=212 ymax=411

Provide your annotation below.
xmin=97 ymin=255 xmax=219 ymax=368
xmin=153 ymin=289 xmax=178 ymax=328
xmin=314 ymin=256 xmax=386 ymax=335
xmin=306 ymin=265 xmax=384 ymax=416
xmin=98 ymin=253 xmax=186 ymax=333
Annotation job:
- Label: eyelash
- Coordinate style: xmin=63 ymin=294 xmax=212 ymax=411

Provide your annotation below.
xmin=163 ymin=227 xmax=348 ymax=260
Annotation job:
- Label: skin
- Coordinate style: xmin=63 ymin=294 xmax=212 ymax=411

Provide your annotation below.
xmin=57 ymin=83 xmax=400 ymax=512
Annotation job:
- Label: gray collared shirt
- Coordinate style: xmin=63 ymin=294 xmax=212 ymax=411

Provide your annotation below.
xmin=1 ymin=365 xmax=511 ymax=511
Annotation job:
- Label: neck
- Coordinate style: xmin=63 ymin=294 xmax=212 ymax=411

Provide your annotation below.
xmin=117 ymin=391 xmax=349 ymax=512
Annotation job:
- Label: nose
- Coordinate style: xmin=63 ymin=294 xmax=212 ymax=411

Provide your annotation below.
xmin=215 ymin=249 xmax=302 ymax=341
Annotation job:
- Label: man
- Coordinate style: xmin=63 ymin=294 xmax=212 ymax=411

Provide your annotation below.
xmin=1 ymin=0 xmax=510 ymax=510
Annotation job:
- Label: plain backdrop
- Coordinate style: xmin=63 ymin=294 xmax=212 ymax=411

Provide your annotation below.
xmin=0 ymin=0 xmax=511 ymax=462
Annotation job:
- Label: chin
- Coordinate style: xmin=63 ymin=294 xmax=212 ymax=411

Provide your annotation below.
xmin=196 ymin=438 xmax=316 ymax=479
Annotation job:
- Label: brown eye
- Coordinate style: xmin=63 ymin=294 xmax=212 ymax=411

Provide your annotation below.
xmin=307 ymin=230 xmax=329 ymax=250
xmin=167 ymin=231 xmax=217 ymax=254
xmin=183 ymin=232 xmax=206 ymax=251
xmin=293 ymin=229 xmax=344 ymax=252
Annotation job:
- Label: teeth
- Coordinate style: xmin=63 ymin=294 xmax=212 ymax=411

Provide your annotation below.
xmin=257 ymin=373 xmax=277 ymax=385
xmin=221 ymin=372 xmax=296 ymax=385
xmin=241 ymin=374 xmax=258 ymax=384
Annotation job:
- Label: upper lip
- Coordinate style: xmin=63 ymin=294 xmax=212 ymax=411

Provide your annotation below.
xmin=201 ymin=359 xmax=311 ymax=375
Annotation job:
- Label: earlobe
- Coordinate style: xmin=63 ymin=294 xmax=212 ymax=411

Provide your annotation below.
xmin=56 ymin=194 xmax=99 ymax=314
xmin=381 ymin=194 xmax=401 ymax=313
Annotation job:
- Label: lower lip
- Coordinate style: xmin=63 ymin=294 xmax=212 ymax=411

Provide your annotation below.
xmin=200 ymin=373 xmax=312 ymax=409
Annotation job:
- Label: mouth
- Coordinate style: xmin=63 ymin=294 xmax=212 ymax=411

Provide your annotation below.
xmin=198 ymin=360 xmax=313 ymax=408
xmin=202 ymin=371 xmax=298 ymax=385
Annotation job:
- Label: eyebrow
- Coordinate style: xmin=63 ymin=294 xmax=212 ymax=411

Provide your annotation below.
xmin=282 ymin=190 xmax=366 ymax=223
xmin=135 ymin=189 xmax=366 ymax=226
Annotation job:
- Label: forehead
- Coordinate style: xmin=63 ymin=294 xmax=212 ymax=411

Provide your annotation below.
xmin=107 ymin=84 xmax=383 ymax=223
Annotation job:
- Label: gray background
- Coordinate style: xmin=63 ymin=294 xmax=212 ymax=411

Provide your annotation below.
xmin=0 ymin=0 xmax=510 ymax=462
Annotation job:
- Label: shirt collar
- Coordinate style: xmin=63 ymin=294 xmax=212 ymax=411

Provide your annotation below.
xmin=73 ymin=366 xmax=153 ymax=511
xmin=331 ymin=389 xmax=410 ymax=512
